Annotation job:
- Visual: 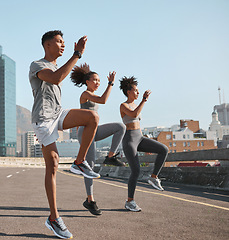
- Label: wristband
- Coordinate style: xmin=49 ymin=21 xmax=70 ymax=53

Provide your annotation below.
xmin=108 ymin=81 xmax=114 ymax=86
xmin=73 ymin=50 xmax=82 ymax=59
xmin=143 ymin=97 xmax=147 ymax=101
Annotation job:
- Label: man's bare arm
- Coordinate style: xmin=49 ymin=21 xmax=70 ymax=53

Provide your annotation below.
xmin=38 ymin=36 xmax=87 ymax=85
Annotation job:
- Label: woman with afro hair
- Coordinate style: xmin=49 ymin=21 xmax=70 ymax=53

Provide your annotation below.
xmin=70 ymin=63 xmax=126 ymax=215
xmin=119 ymin=76 xmax=168 ymax=212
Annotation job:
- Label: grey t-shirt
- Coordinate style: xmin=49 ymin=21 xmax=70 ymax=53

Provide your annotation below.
xmin=29 ymin=58 xmax=62 ymax=123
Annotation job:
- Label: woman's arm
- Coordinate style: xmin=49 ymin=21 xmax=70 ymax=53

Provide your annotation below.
xmin=120 ymin=90 xmax=151 ymax=118
xmin=81 ymin=71 xmax=116 ymax=104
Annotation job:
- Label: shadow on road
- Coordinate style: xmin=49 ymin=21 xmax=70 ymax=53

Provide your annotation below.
xmin=100 ymin=208 xmax=127 ymax=212
xmin=0 ymin=232 xmax=56 ymax=239
xmin=0 ymin=206 xmax=96 ymax=218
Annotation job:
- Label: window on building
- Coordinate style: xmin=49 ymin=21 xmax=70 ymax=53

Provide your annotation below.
xmin=183 ymin=142 xmax=186 ymax=147
xmin=197 ymin=142 xmax=200 ymax=147
xmin=201 ymin=142 xmax=204 ymax=146
xmin=187 ymin=134 xmax=190 ymax=139
xmin=187 ymin=142 xmax=190 ymax=147
xmin=174 ymin=150 xmax=176 ymax=153
xmin=173 ymin=142 xmax=176 ymax=147
xmin=169 ymin=142 xmax=172 ymax=147
xmin=173 ymin=135 xmax=175 ymax=139
xmin=166 ymin=134 xmax=171 ymax=140
xmin=183 ymin=134 xmax=186 ymax=139
xmin=170 ymin=150 xmax=173 ymax=153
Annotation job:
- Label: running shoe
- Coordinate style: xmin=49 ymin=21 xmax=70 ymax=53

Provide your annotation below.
xmin=103 ymin=152 xmax=125 ymax=166
xmin=45 ymin=216 xmax=73 ymax=239
xmin=148 ymin=176 xmax=164 ymax=191
xmin=70 ymin=160 xmax=100 ymax=179
xmin=83 ymin=198 xmax=102 ymax=215
xmin=125 ymin=200 xmax=141 ymax=212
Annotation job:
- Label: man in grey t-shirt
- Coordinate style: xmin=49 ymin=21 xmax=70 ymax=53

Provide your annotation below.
xmin=29 ymin=30 xmax=100 ymax=239
xmin=29 ymin=58 xmax=61 ymax=123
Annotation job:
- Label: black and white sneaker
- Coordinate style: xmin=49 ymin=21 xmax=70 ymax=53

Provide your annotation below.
xmin=70 ymin=160 xmax=100 ymax=179
xmin=103 ymin=152 xmax=125 ymax=166
xmin=83 ymin=198 xmax=102 ymax=215
xmin=148 ymin=177 xmax=164 ymax=191
xmin=125 ymin=200 xmax=141 ymax=212
xmin=45 ymin=216 xmax=73 ymax=239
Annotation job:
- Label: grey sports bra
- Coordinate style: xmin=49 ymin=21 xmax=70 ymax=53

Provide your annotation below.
xmin=122 ymin=104 xmax=141 ymax=125
xmin=81 ymin=100 xmax=99 ymax=112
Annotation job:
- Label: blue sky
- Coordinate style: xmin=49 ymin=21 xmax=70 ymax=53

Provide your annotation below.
xmin=1 ymin=0 xmax=229 ymax=130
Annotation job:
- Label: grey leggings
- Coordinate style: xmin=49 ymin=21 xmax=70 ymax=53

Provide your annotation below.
xmin=78 ymin=122 xmax=126 ymax=196
xmin=122 ymin=129 xmax=168 ymax=199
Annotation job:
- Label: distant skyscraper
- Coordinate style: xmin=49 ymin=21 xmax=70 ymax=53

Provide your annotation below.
xmin=214 ymin=103 xmax=229 ymax=126
xmin=21 ymin=131 xmax=38 ymax=157
xmin=70 ymin=127 xmax=78 ymax=139
xmin=0 ymin=46 xmax=16 ymax=156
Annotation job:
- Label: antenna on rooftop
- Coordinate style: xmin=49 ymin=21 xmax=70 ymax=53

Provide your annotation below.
xmin=218 ymin=86 xmax=221 ymax=105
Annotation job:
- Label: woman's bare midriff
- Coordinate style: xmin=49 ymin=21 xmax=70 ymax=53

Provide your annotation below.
xmin=125 ymin=121 xmax=140 ymax=130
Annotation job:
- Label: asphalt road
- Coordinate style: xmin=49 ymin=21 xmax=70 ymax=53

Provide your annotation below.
xmin=0 ymin=167 xmax=229 ymax=240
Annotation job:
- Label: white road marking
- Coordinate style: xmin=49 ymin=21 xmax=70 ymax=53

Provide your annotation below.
xmin=7 ymin=175 xmax=12 ymax=178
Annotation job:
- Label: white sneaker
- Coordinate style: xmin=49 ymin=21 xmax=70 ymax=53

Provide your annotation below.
xmin=148 ymin=177 xmax=164 ymax=191
xmin=45 ymin=216 xmax=73 ymax=239
xmin=125 ymin=200 xmax=141 ymax=212
xmin=70 ymin=160 xmax=100 ymax=179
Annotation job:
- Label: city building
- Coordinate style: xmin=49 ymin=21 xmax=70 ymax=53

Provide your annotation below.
xmin=70 ymin=127 xmax=78 ymax=139
xmin=142 ymin=126 xmax=171 ymax=138
xmin=21 ymin=131 xmax=39 ymax=157
xmin=56 ymin=139 xmax=80 ymax=158
xmin=21 ymin=130 xmax=72 ymax=157
xmin=33 ymin=144 xmax=42 ymax=158
xmin=0 ymin=45 xmax=17 ymax=156
xmin=214 ymin=103 xmax=229 ymax=126
xmin=209 ymin=111 xmax=229 ymax=141
xmin=210 ymin=88 xmax=229 ymax=143
xmin=218 ymin=135 xmax=229 ymax=149
xmin=156 ymin=119 xmax=217 ymax=153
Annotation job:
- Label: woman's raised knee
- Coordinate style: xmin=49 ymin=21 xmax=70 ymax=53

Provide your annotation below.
xmin=89 ymin=111 xmax=99 ymax=126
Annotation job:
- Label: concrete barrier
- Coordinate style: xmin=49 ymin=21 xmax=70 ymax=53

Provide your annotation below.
xmin=96 ymin=148 xmax=229 ymax=164
xmin=96 ymin=148 xmax=229 ymax=190
xmin=97 ymin=165 xmax=229 ymax=191
xmin=0 ymin=157 xmax=73 ymax=168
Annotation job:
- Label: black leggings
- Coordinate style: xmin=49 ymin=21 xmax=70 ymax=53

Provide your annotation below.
xmin=122 ymin=129 xmax=168 ymax=199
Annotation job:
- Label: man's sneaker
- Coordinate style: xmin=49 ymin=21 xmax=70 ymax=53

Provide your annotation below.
xmin=103 ymin=152 xmax=125 ymax=166
xmin=70 ymin=160 xmax=100 ymax=179
xmin=148 ymin=177 xmax=164 ymax=191
xmin=125 ymin=200 xmax=141 ymax=212
xmin=83 ymin=198 xmax=102 ymax=216
xmin=45 ymin=216 xmax=73 ymax=239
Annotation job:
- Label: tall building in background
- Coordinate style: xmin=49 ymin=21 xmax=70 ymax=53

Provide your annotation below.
xmin=215 ymin=87 xmax=229 ymax=126
xmin=214 ymin=103 xmax=229 ymax=126
xmin=70 ymin=127 xmax=78 ymax=139
xmin=21 ymin=131 xmax=39 ymax=157
xmin=0 ymin=46 xmax=16 ymax=156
